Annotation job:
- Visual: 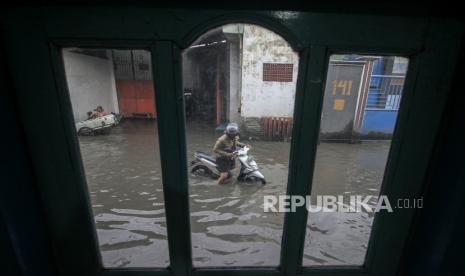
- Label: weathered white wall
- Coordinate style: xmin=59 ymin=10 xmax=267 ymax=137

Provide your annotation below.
xmin=62 ymin=50 xmax=119 ymax=122
xmin=240 ymin=25 xmax=299 ymax=118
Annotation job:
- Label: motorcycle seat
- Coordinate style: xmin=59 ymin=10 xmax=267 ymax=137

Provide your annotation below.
xmin=195 ymin=152 xmax=217 ymax=163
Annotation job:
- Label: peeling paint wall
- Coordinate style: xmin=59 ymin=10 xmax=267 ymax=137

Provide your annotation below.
xmin=240 ymin=25 xmax=298 ymax=119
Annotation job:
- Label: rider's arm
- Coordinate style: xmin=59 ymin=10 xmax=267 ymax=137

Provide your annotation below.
xmin=235 ymin=136 xmax=246 ymax=148
xmin=213 ymin=139 xmax=230 ymax=157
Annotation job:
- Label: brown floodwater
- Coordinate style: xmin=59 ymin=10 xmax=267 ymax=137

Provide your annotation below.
xmin=78 ymin=120 xmax=390 ymax=268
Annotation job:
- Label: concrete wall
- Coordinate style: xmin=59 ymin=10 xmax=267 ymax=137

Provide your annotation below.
xmin=226 ymin=34 xmax=242 ymax=123
xmin=319 ymin=61 xmax=366 ymax=141
xmin=62 ymin=50 xmax=119 ymax=122
xmin=181 ymin=52 xmax=198 ymax=91
xmin=240 ymin=25 xmax=298 ymax=119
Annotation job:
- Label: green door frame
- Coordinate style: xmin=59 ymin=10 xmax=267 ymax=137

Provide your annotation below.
xmin=2 ymin=7 xmax=462 ymax=276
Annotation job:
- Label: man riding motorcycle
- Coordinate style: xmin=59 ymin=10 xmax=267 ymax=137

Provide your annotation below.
xmin=213 ymin=123 xmax=251 ymax=184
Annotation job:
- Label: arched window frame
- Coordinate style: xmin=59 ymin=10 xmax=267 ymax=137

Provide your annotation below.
xmin=2 ymin=8 xmax=462 ymax=276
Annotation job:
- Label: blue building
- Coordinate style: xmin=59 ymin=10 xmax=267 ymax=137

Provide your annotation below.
xmin=352 ymin=56 xmax=408 ymax=138
xmin=328 ymin=55 xmax=408 ymax=140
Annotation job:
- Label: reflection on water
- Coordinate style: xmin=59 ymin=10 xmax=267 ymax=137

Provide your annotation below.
xmin=304 ymin=142 xmax=390 ymax=266
xmin=79 ymin=120 xmax=389 ymax=267
xmin=79 ymin=120 xmax=168 ymax=267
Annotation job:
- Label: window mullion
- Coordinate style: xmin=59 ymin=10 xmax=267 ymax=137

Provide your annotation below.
xmin=151 ymin=41 xmax=192 ymax=276
xmin=280 ymin=46 xmax=329 ymax=275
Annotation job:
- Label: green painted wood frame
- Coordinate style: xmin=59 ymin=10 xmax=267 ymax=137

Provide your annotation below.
xmin=1 ymin=7 xmax=462 ymax=276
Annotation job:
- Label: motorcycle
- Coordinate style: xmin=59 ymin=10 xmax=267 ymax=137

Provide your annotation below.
xmin=76 ymin=113 xmax=119 ymax=136
xmin=190 ymin=146 xmax=266 ymax=184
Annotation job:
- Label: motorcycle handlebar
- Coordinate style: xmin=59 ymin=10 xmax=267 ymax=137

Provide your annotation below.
xmin=234 ymin=146 xmax=250 ymax=155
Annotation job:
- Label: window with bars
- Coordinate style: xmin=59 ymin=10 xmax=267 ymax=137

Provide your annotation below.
xmin=263 ymin=63 xmax=294 ymax=82
xmin=113 ymin=49 xmax=153 ymax=80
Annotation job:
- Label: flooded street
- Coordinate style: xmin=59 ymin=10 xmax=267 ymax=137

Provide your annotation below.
xmin=79 ymin=120 xmax=390 ymax=267
xmin=80 ymin=120 xmax=168 ymax=267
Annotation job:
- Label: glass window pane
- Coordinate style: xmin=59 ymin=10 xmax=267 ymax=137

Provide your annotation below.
xmin=62 ymin=48 xmax=169 ymax=268
xmin=303 ymin=54 xmax=409 ymax=266
xmin=183 ymin=24 xmax=299 ymax=267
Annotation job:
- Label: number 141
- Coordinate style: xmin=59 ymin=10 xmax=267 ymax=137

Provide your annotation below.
xmin=332 ymin=80 xmax=353 ymax=96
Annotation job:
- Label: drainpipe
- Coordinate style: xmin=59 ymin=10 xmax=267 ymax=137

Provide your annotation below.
xmin=238 ymin=32 xmax=243 ymax=118
xmin=216 ymin=54 xmax=221 ymax=125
